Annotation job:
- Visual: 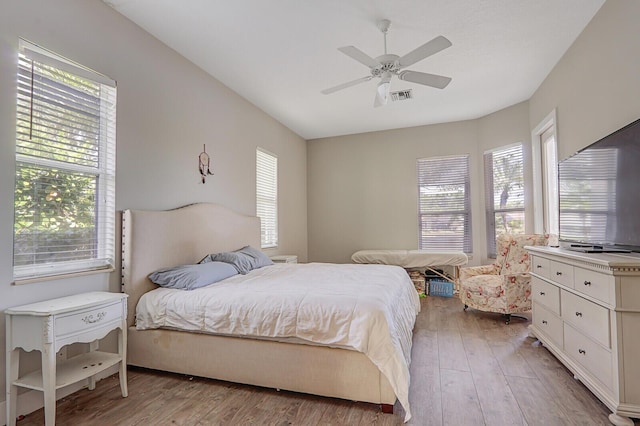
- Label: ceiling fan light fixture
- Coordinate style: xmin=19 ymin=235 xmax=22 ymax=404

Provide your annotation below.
xmin=374 ymin=73 xmax=392 ymax=107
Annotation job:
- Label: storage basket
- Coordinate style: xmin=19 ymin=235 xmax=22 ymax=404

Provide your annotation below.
xmin=429 ymin=279 xmax=454 ymax=297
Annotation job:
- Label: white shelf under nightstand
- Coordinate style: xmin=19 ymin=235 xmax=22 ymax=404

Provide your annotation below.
xmin=5 ymin=291 xmax=128 ymax=426
xmin=271 ymin=255 xmax=298 ymax=264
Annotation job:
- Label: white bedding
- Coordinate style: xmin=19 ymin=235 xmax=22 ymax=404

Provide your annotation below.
xmin=136 ymin=262 xmax=420 ymax=420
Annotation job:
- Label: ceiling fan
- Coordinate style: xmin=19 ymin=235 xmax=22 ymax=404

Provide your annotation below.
xmin=321 ymin=19 xmax=452 ymax=107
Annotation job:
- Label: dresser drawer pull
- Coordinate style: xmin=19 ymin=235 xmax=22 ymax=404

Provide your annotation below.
xmin=556 ymin=271 xmax=563 ymax=276
xmin=578 ymin=349 xmax=586 ymax=355
xmin=536 ymin=265 xmax=543 ymax=269
xmin=575 ymin=312 xmax=583 ymax=317
xmin=542 ymin=320 xmax=548 ymax=324
xmin=539 ymin=291 xmax=545 ymax=296
xmin=583 ymin=280 xmax=591 ymax=286
xmin=81 ymin=312 xmax=106 ymax=324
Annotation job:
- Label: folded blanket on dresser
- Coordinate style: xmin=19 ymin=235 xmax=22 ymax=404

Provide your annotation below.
xmin=136 ymin=262 xmax=421 ymax=421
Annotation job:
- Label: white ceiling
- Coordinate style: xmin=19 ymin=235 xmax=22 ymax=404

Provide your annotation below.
xmin=104 ymin=0 xmax=604 ymax=140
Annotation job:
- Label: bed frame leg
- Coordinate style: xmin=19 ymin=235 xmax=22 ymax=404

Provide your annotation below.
xmin=381 ymin=403 xmax=394 ymax=414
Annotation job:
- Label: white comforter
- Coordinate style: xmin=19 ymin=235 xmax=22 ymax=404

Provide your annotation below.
xmin=136 ymin=262 xmax=420 ymax=421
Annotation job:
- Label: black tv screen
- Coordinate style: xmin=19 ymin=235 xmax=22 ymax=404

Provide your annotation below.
xmin=558 ymin=118 xmax=640 ymax=252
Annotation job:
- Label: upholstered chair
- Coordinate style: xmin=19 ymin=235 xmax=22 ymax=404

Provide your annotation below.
xmin=458 ymin=234 xmax=549 ymax=323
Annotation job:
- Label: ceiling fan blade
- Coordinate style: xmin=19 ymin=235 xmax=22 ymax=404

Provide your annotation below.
xmin=398 ymin=70 xmax=452 ymax=89
xmin=397 ymin=35 xmax=452 ymax=68
xmin=338 ymin=46 xmax=381 ymax=69
xmin=321 ymin=76 xmax=372 ymax=95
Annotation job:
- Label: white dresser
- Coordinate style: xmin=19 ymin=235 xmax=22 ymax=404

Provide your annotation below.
xmin=5 ymin=292 xmax=128 ymax=426
xmin=526 ymin=246 xmax=640 ymax=426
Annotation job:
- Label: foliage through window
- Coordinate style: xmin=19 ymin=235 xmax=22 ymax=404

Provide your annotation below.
xmin=484 ymin=143 xmax=524 ymax=257
xmin=417 ymin=155 xmax=472 ymax=253
xmin=13 ymin=40 xmax=116 ymax=281
xmin=256 ymin=148 xmax=278 ymax=248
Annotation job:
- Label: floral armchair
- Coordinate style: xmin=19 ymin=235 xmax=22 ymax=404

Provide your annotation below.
xmin=458 ymin=234 xmax=549 ymax=323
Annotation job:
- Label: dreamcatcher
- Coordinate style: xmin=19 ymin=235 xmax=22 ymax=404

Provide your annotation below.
xmin=198 ymin=144 xmax=214 ymax=183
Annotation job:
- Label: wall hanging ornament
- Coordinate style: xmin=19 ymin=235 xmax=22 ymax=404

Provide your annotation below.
xmin=198 ymin=144 xmax=214 ymax=183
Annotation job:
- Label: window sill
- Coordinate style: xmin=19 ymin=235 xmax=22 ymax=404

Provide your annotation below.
xmin=12 ymin=266 xmax=115 ymax=286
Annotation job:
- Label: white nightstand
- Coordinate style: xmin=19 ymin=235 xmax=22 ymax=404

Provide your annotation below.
xmin=270 ymin=255 xmax=298 ymax=264
xmin=5 ymin=292 xmax=128 ymax=426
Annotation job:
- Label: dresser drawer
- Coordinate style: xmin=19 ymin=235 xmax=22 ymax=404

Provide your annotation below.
xmin=564 ymin=323 xmax=613 ymax=390
xmin=532 ymin=303 xmax=563 ymax=348
xmin=561 ymin=290 xmax=610 ymax=348
xmin=532 ymin=277 xmax=560 ymax=315
xmin=549 ymin=260 xmax=574 ymax=288
xmin=55 ymin=302 xmax=123 ymax=337
xmin=531 ymin=255 xmax=550 ymax=279
xmin=573 ymin=267 xmax=614 ymax=305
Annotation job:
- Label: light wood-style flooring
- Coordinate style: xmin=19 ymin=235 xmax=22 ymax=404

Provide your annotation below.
xmin=17 ymin=296 xmax=637 ymax=425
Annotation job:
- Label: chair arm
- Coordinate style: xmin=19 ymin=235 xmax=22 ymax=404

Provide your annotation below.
xmin=459 ymin=264 xmax=499 ymax=280
xmin=502 ymin=272 xmax=532 ymax=293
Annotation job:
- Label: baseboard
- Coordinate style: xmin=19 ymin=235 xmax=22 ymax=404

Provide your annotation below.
xmin=1 ymin=364 xmax=118 ymax=425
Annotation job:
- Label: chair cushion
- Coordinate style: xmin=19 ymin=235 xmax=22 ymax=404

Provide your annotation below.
xmin=460 ymin=274 xmax=505 ymax=298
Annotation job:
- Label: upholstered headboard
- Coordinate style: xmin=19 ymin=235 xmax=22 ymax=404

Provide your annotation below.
xmin=121 ymin=203 xmax=261 ymax=327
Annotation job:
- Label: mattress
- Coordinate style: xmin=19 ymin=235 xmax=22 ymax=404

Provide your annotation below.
xmin=136 ymin=262 xmax=420 ymax=420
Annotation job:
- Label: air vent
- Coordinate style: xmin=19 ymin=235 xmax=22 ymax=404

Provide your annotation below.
xmin=390 ymin=89 xmax=413 ymax=102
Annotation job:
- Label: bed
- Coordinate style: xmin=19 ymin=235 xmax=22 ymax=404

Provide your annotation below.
xmin=121 ymin=203 xmax=420 ymax=420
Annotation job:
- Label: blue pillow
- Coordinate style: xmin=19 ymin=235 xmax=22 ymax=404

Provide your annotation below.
xmin=200 ymin=246 xmax=273 ymax=274
xmin=148 ymin=261 xmax=238 ymax=290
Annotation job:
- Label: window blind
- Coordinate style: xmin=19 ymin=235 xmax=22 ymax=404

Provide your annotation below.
xmin=256 ymin=148 xmax=278 ymax=248
xmin=417 ymin=155 xmax=472 ymax=253
xmin=13 ymin=39 xmax=116 ymax=281
xmin=484 ymin=143 xmax=524 ymax=257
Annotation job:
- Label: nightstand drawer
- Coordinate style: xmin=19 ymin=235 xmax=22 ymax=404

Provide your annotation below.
xmin=532 ymin=276 xmax=560 ymax=314
xmin=271 ymin=255 xmax=297 ymax=264
xmin=561 ymin=290 xmax=610 ymax=348
xmin=55 ymin=302 xmax=123 ymax=337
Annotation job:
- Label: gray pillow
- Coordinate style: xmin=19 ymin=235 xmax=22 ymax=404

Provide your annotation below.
xmin=148 ymin=261 xmax=238 ymax=290
xmin=200 ymin=246 xmax=273 ymax=274
xmin=235 ymin=245 xmax=274 ymax=269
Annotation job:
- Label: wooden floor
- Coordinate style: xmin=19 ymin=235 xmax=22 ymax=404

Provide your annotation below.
xmin=17 ymin=296 xmax=637 ymax=425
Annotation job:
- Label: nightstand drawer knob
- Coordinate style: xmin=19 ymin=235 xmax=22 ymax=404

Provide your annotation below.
xmin=584 ymin=280 xmax=591 ymax=286
xmin=575 ymin=312 xmax=583 ymax=317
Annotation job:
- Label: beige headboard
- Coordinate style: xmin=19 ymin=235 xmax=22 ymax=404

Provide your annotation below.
xmin=121 ymin=203 xmax=261 ymax=327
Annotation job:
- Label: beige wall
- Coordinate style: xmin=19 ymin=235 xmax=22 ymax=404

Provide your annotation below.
xmin=0 ymin=0 xmax=307 ymax=410
xmin=307 ymin=102 xmax=532 ymax=265
xmin=529 ymin=0 xmax=640 ymax=160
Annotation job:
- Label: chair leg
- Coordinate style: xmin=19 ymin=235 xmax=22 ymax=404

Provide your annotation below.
xmin=502 ymin=313 xmax=528 ymax=325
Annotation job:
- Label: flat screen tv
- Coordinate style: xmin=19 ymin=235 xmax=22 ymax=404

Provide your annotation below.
xmin=558 ymin=117 xmax=640 ymax=253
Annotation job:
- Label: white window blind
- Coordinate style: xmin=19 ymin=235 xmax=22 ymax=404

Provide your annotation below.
xmin=13 ymin=40 xmax=116 ymax=281
xmin=417 ymin=155 xmax=472 ymax=253
xmin=484 ymin=143 xmax=524 ymax=257
xmin=256 ymin=148 xmax=278 ymax=248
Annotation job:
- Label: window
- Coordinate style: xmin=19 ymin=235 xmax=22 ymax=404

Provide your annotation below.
xmin=256 ymin=148 xmax=278 ymax=248
xmin=13 ymin=40 xmax=116 ymax=281
xmin=417 ymin=155 xmax=472 ymax=253
xmin=484 ymin=143 xmax=525 ymax=257
xmin=532 ymin=111 xmax=559 ymax=245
